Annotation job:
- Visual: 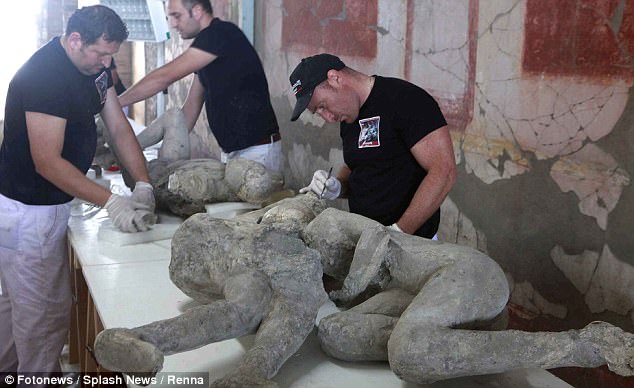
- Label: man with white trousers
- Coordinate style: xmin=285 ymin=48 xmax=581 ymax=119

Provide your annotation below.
xmin=0 ymin=6 xmax=155 ymax=383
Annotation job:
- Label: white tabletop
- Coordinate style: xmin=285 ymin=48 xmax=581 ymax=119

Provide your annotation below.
xmin=81 ymin=260 xmax=571 ymax=388
xmin=68 ymin=210 xmax=173 ymax=266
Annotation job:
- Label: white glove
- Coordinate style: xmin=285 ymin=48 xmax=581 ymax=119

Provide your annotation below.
xmin=131 ymin=181 xmax=155 ymax=213
xmin=299 ymin=170 xmax=341 ymax=200
xmin=105 ymin=194 xmax=156 ymax=233
xmin=387 ymin=223 xmax=403 ymax=233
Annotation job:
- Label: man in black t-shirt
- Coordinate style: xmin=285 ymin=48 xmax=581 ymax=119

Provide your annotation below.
xmin=0 ymin=6 xmax=154 ymax=379
xmin=119 ymin=0 xmax=282 ymax=172
xmin=290 ymin=54 xmax=456 ymax=238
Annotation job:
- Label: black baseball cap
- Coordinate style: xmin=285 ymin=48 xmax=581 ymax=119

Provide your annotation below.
xmin=289 ymin=54 xmax=345 ymax=121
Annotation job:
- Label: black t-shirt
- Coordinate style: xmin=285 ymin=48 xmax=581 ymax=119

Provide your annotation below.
xmin=341 ymin=76 xmax=447 ymax=238
xmin=0 ymin=37 xmax=112 ymax=205
xmin=191 ymin=18 xmax=278 ymax=153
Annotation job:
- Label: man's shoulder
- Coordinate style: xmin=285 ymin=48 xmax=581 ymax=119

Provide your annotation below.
xmin=16 ymin=39 xmax=69 ymax=85
xmin=193 ymin=18 xmax=253 ymax=59
xmin=194 ymin=19 xmax=240 ymax=48
xmin=376 ymin=76 xmax=437 ymax=106
xmin=202 ymin=18 xmax=242 ymax=37
xmin=377 ymin=76 xmax=426 ymax=94
xmin=210 ymin=18 xmax=240 ymax=30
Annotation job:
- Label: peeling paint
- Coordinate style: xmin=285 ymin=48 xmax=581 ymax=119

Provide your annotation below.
xmin=368 ymin=24 xmax=389 ymax=35
xmin=438 ymin=197 xmax=487 ymax=253
xmin=585 ymin=245 xmax=634 ymax=315
xmin=464 ymin=0 xmax=632 ymax=197
xmin=550 ymin=245 xmax=599 ymax=294
xmin=550 ymin=143 xmax=631 ymax=230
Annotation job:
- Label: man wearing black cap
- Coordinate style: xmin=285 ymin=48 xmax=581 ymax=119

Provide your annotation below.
xmin=290 ymin=54 xmax=456 ymax=238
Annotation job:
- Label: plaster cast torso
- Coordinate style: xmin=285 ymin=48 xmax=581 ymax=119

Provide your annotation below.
xmin=107 ymin=108 xmax=284 ymax=217
xmin=169 ymin=215 xmax=327 ymax=305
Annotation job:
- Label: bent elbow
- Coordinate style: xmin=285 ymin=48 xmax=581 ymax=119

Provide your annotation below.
xmin=33 ymin=160 xmax=54 ymax=180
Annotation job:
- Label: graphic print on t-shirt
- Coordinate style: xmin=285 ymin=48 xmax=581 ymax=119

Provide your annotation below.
xmin=358 ymin=116 xmax=380 ymax=148
xmin=94 ymin=71 xmax=108 ymax=104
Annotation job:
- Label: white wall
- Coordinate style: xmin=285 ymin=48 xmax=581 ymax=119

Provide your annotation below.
xmin=0 ymin=2 xmax=42 ymax=120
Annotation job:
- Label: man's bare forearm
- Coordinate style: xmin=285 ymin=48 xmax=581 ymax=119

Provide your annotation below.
xmin=119 ymin=69 xmax=171 ymax=107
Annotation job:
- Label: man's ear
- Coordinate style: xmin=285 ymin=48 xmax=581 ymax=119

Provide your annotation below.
xmin=326 ymin=69 xmax=342 ymax=88
xmin=191 ymin=4 xmax=203 ymax=20
xmin=67 ymin=32 xmax=82 ymax=50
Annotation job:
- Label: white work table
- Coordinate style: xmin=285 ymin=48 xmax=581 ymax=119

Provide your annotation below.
xmin=66 ymin=196 xmax=573 ymax=387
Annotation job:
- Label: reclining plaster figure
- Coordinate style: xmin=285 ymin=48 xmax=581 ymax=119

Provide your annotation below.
xmin=150 ymin=157 xmax=283 ymax=217
xmin=94 ymin=201 xmax=634 ymax=386
xmin=94 ymin=194 xmax=329 ymax=387
xmin=100 ymin=109 xmax=283 ymax=217
xmin=311 ymin=211 xmax=634 ymax=384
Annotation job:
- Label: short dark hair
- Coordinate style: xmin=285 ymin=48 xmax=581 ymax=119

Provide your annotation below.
xmin=181 ymin=0 xmax=213 ymax=16
xmin=65 ymin=5 xmax=128 ymax=45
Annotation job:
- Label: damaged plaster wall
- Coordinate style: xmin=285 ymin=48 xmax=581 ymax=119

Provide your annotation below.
xmin=253 ymin=0 xmax=634 ymax=331
xmin=451 ymin=0 xmax=634 ymax=330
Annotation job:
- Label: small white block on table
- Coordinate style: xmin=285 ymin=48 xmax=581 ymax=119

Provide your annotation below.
xmin=98 ymin=222 xmax=180 ymax=246
xmin=205 ymin=202 xmax=260 ymax=219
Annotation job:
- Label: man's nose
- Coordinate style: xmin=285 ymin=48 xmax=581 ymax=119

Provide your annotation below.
xmin=321 ymin=111 xmax=336 ymax=123
xmin=102 ymin=56 xmax=113 ymax=68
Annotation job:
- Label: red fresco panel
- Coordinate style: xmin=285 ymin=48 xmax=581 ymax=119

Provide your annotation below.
xmin=524 ymin=0 xmax=634 ymax=79
xmin=282 ymin=0 xmax=378 ymax=57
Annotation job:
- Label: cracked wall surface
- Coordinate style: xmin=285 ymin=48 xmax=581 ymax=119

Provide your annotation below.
xmin=553 ymin=244 xmax=634 ymax=317
xmin=453 ymin=1 xmax=634 ymax=329
xmin=407 ymin=0 xmax=477 ymax=132
xmin=156 ymin=0 xmax=634 ymax=331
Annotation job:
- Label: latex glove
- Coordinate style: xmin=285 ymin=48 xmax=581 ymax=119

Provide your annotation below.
xmin=131 ymin=181 xmax=155 ymax=213
xmin=299 ymin=170 xmax=341 ymax=200
xmin=387 ymin=223 xmax=403 ymax=233
xmin=105 ymin=194 xmax=156 ymax=233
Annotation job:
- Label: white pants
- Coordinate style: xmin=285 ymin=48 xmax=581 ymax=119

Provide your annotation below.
xmin=221 ymin=140 xmax=283 ymax=173
xmin=0 ymin=193 xmax=71 ymax=382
